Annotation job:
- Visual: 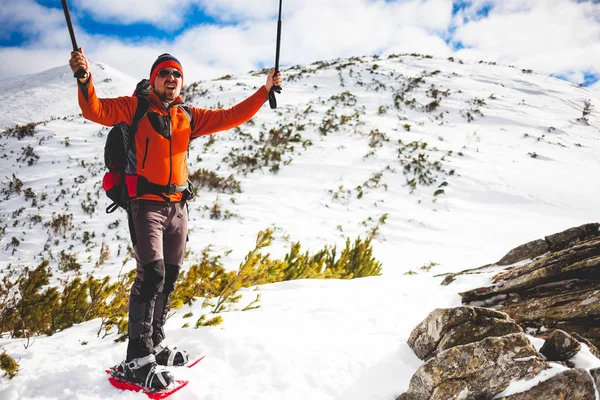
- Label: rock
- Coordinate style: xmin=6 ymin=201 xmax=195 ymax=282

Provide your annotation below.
xmin=497 ymin=239 xmax=549 ymax=266
xmin=408 ymin=306 xmax=523 ymax=360
xmin=539 ymin=330 xmax=581 ymax=361
xmin=461 ymin=238 xmax=600 ymax=302
xmin=403 ymin=224 xmax=600 ymax=400
xmin=571 ymin=332 xmax=600 ymax=359
xmin=496 ymin=368 xmax=596 ymax=400
xmin=588 ymin=367 xmax=600 ymax=392
xmin=458 ymin=225 xmax=600 ymax=348
xmin=545 ymin=223 xmax=600 ymax=251
xmin=496 ymin=223 xmax=600 ymax=266
xmin=396 ymin=393 xmax=429 ymax=400
xmin=400 ymin=333 xmax=546 ymax=399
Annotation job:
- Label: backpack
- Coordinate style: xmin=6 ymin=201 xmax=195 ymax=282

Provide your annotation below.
xmin=102 ymin=79 xmax=151 ymax=213
xmin=101 ymin=79 xmax=195 ymax=213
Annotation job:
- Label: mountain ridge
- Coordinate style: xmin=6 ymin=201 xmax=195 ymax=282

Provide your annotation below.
xmin=0 ymin=53 xmax=599 ymax=399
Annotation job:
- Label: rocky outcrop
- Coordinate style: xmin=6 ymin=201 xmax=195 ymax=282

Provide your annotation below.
xmin=496 ymin=368 xmax=596 ymax=400
xmin=398 ymin=224 xmax=600 ymax=399
xmin=399 ymin=307 xmax=600 ymax=399
xmin=407 ymin=306 xmax=522 ymax=360
xmin=589 ymin=367 xmax=600 ymax=391
xmin=572 ymin=332 xmax=600 ymax=359
xmin=458 ymin=223 xmax=600 ymax=348
xmin=539 ymin=330 xmax=581 ymax=362
xmin=399 ymin=333 xmax=545 ymax=400
xmin=496 ymin=223 xmax=600 ymax=266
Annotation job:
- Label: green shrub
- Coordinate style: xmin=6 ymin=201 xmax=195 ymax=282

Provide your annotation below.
xmin=46 ymin=213 xmax=73 ymax=235
xmin=329 ymin=91 xmax=357 ymax=107
xmin=0 ymin=260 xmax=59 ymax=338
xmin=17 ymin=145 xmax=39 ymax=166
xmin=189 ymin=169 xmax=241 ymax=194
xmin=1 ymin=174 xmax=23 ymax=200
xmin=195 ymin=314 xmax=223 ymax=327
xmin=0 ymin=228 xmax=382 ymax=338
xmin=368 ymin=129 xmax=389 ymax=148
xmin=2 ymin=122 xmax=37 ymax=140
xmin=0 ymin=352 xmax=18 ymax=379
xmin=224 ymin=124 xmax=309 ymax=175
xmin=0 ymin=259 xmax=134 ymax=341
xmin=97 ymin=267 xmax=136 ymax=341
xmin=58 ymin=251 xmax=81 ymax=272
xmin=171 ymin=249 xmax=230 ymax=308
xmin=397 ymin=139 xmax=455 ymax=194
xmin=582 ymin=100 xmax=593 ymax=122
xmin=170 ymin=227 xmax=382 ymax=322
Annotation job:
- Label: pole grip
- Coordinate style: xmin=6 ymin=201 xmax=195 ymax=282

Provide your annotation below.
xmin=61 ymin=0 xmax=86 ymax=79
xmin=74 ymin=69 xmax=87 ymax=79
xmin=270 ymin=2 xmax=283 ymax=110
xmin=268 ymin=89 xmax=277 ymax=109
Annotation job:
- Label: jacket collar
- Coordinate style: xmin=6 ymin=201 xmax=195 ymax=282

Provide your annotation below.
xmin=148 ymin=90 xmax=183 ymax=111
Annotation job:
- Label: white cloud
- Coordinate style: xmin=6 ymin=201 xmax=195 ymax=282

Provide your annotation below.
xmin=270 ymin=0 xmax=454 ymax=67
xmin=452 ymin=0 xmax=600 ymax=83
xmin=0 ymin=47 xmax=69 ymax=79
xmin=194 ymin=0 xmax=276 ymax=22
xmin=68 ymin=0 xmax=458 ymax=81
xmin=0 ymin=0 xmax=65 ymax=42
xmin=73 ymin=0 xmax=196 ymax=29
xmin=0 ymin=0 xmax=598 ymax=87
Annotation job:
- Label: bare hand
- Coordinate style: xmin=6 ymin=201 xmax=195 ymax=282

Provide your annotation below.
xmin=69 ymin=48 xmax=90 ymax=83
xmin=265 ymin=69 xmax=283 ymax=92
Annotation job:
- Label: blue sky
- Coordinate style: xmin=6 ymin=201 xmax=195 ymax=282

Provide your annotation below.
xmin=0 ymin=0 xmax=599 ymax=88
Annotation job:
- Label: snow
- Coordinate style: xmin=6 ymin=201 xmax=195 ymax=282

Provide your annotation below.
xmin=491 ymin=362 xmax=569 ymax=399
xmin=0 ymin=61 xmax=135 ymax=130
xmin=0 ymin=54 xmax=600 ymax=399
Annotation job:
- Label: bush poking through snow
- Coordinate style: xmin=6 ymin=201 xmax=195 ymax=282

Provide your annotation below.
xmin=195 ymin=314 xmax=223 ymax=328
xmin=0 ymin=228 xmax=382 ymax=338
xmin=224 ymin=124 xmax=310 ymax=175
xmin=1 ymin=174 xmax=23 ymax=200
xmin=397 ymin=139 xmax=455 ymax=194
xmin=0 ymin=260 xmax=136 ymax=342
xmin=170 ymin=228 xmax=382 ymax=320
xmin=0 ymin=351 xmax=18 ymax=379
xmin=1 ymin=122 xmax=37 ymax=140
xmin=189 ymin=169 xmax=242 ymax=194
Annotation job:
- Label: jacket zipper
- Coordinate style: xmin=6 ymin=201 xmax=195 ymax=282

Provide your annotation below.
xmin=141 ymin=137 xmax=150 ymax=170
xmin=164 ymin=115 xmax=173 ymax=185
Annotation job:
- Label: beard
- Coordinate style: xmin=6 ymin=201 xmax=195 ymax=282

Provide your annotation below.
xmin=155 ymin=85 xmax=180 ymax=103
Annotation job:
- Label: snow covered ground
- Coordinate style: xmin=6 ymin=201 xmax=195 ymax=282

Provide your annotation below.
xmin=0 ymin=53 xmax=599 ymax=399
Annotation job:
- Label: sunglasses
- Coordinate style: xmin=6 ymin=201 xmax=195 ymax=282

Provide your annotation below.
xmin=157 ymin=69 xmax=182 ymax=78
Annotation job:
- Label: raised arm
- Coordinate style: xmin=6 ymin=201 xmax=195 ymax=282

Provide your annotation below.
xmin=190 ymin=86 xmax=268 ymax=138
xmin=190 ymin=69 xmax=282 ymax=138
xmin=69 ymin=49 xmax=137 ymax=126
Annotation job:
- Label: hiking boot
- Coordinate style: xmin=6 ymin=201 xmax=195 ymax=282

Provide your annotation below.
xmin=153 ymin=341 xmax=189 ymax=367
xmin=123 ymin=354 xmax=174 ymax=390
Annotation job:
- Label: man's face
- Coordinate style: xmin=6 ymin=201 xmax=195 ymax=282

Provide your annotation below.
xmin=153 ymin=67 xmax=183 ymax=103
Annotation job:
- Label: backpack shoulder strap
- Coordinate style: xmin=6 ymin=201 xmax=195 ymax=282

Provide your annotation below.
xmin=131 ymin=96 xmax=150 ymax=132
xmin=180 ymin=104 xmax=194 ymax=132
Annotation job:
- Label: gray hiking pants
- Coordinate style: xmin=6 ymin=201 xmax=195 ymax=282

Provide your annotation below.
xmin=126 ymin=201 xmax=188 ymax=361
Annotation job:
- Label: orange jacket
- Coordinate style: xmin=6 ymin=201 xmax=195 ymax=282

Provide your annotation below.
xmin=78 ymin=75 xmax=268 ymax=202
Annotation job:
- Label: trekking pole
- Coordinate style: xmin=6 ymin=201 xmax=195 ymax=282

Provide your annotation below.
xmin=268 ymin=0 xmax=283 ymax=110
xmin=61 ymin=0 xmax=87 ymax=79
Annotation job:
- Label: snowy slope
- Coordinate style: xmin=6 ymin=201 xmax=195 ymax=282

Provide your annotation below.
xmin=0 ymin=61 xmax=136 ymax=130
xmin=0 ymin=54 xmax=599 ymax=399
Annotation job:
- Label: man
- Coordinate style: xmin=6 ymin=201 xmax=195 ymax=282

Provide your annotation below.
xmin=69 ymin=51 xmax=282 ymax=390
